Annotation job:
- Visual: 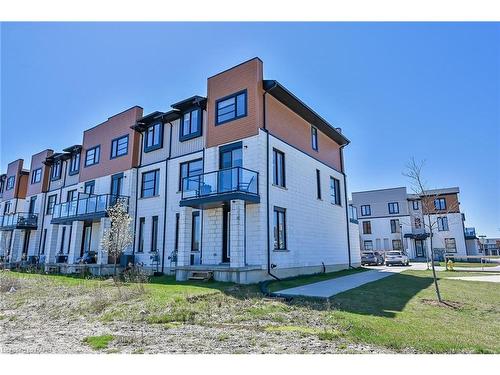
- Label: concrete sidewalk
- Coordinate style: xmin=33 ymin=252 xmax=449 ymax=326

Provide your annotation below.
xmin=275 ymin=265 xmax=416 ymax=298
xmin=447 ymin=275 xmax=500 ymax=283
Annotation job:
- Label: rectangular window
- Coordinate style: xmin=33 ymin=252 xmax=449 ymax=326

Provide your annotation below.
xmin=412 ymin=200 xmax=420 ymax=210
xmin=174 ymin=213 xmax=180 ymax=252
xmin=51 ymin=161 xmax=62 ymax=181
xmin=437 ymin=216 xmax=449 ymax=231
xmin=330 ymin=177 xmax=341 ymax=205
xmin=191 ymin=211 xmax=201 ymax=251
xmin=179 ymin=159 xmax=203 ymax=191
xmin=145 ymin=122 xmax=163 ymax=152
xmin=316 ymin=169 xmax=321 ymax=199
xmin=360 ymin=205 xmax=371 ymax=216
xmin=111 ymin=135 xmax=129 ymax=159
xmin=31 ymin=168 xmax=42 ymax=184
xmin=272 ymin=149 xmax=285 ymax=187
xmin=66 ymin=189 xmax=77 ymax=202
xmin=215 ymin=90 xmax=247 ymax=125
xmin=388 ymin=202 xmax=399 ymax=214
xmin=273 ymin=207 xmax=287 ymax=250
xmin=445 ymin=238 xmax=457 ymax=253
xmin=41 ymin=229 xmax=47 ymax=255
xmin=392 ymin=239 xmax=402 ymax=250
xmin=69 ymin=153 xmax=80 ymax=175
xmin=84 ymin=181 xmax=95 ymax=195
xmin=85 ymin=146 xmax=100 ymax=167
xmin=59 ymin=227 xmax=66 ymax=254
xmin=415 ymin=217 xmax=422 ymax=229
xmin=141 ymin=169 xmax=160 ymax=198
xmin=364 ymin=240 xmax=373 ymax=251
xmin=180 ymin=108 xmax=202 ymax=141
xmin=362 ymin=221 xmax=372 ymax=234
xmin=46 ymin=194 xmax=57 ymax=215
xmin=137 ymin=217 xmax=145 ymax=253
xmin=311 ymin=126 xmax=318 ymax=151
xmin=434 ymin=198 xmax=447 ymax=210
xmin=6 ymin=176 xmax=15 ymax=190
xmin=151 ymin=216 xmax=159 ymax=253
xmin=390 ymin=219 xmax=400 ymax=233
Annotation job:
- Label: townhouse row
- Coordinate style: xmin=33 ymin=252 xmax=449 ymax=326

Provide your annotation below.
xmin=0 ymin=58 xmax=361 ymax=283
xmin=350 ymin=186 xmax=481 ymax=260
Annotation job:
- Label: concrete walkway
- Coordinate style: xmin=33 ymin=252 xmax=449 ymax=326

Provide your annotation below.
xmin=275 ymin=265 xmax=421 ymax=298
xmin=447 ymin=275 xmax=500 ymax=283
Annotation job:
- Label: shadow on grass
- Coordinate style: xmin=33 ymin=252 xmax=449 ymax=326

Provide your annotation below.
xmin=330 ymin=273 xmax=435 ymax=318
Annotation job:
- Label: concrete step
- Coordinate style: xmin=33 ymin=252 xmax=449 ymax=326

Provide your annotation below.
xmin=188 ymin=271 xmax=213 ymax=281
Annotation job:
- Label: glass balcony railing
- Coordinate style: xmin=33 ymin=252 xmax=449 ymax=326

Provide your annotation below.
xmin=52 ymin=193 xmax=129 ymax=222
xmin=464 ymin=227 xmax=476 ymax=238
xmin=0 ymin=212 xmax=38 ymax=229
xmin=181 ymin=167 xmax=259 ymax=201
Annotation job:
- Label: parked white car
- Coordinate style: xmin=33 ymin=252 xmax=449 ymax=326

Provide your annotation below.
xmin=385 ymin=251 xmax=410 ymax=266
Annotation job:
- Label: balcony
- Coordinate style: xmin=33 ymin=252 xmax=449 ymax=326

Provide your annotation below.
xmin=464 ymin=227 xmax=477 ymax=239
xmin=51 ymin=193 xmax=129 ymax=225
xmin=0 ymin=212 xmax=38 ymax=230
xmin=180 ymin=167 xmax=260 ymax=209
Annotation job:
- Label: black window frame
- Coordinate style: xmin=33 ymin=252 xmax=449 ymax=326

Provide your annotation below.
xmin=272 ymin=148 xmax=286 ymax=188
xmin=179 ymin=158 xmax=203 ymax=192
xmin=311 ymin=126 xmax=319 ymax=151
xmin=179 ymin=108 xmax=202 ymax=141
xmin=69 ymin=153 xmax=80 ymax=175
xmin=316 ymin=169 xmax=321 ymax=200
xmin=412 ymin=200 xmax=420 ymax=210
xmin=414 ymin=217 xmax=422 ymax=229
xmin=137 ymin=217 xmax=145 ymax=253
xmin=144 ymin=122 xmax=164 ymax=152
xmin=360 ymin=205 xmax=371 ymax=216
xmin=66 ymin=189 xmax=77 ymax=202
xmin=437 ymin=216 xmax=449 ymax=231
xmin=388 ymin=202 xmax=399 ymax=214
xmin=364 ymin=240 xmax=373 ymax=251
xmin=85 ymin=145 xmax=101 ymax=167
xmin=273 ymin=206 xmax=287 ymax=250
xmin=31 ymin=168 xmax=42 ymax=184
xmin=6 ymin=176 xmax=15 ymax=190
xmin=362 ymin=221 xmax=372 ymax=234
xmin=390 ymin=219 xmax=400 ymax=233
xmin=434 ymin=198 xmax=447 ymax=210
xmin=84 ymin=180 xmax=95 ymax=195
xmin=110 ymin=135 xmax=129 ymax=159
xmin=330 ymin=177 xmax=341 ymax=206
xmin=191 ymin=211 xmax=201 ymax=252
xmin=51 ymin=161 xmax=62 ymax=181
xmin=392 ymin=239 xmax=402 ymax=250
xmin=445 ymin=238 xmax=457 ymax=253
xmin=215 ymin=90 xmax=247 ymax=126
xmin=46 ymin=194 xmax=57 ymax=215
xmin=151 ymin=215 xmax=159 ymax=253
xmin=141 ymin=169 xmax=160 ymax=198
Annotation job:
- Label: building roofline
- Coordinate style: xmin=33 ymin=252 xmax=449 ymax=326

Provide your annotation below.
xmin=207 ymin=57 xmax=263 ymax=80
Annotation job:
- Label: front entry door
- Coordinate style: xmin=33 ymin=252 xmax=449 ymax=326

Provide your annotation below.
xmin=22 ymin=230 xmax=31 ymax=260
xmin=415 ymin=240 xmax=425 ymax=258
xmin=222 ymin=205 xmax=231 ymax=263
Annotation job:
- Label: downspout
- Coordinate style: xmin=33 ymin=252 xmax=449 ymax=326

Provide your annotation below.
xmin=160 ymin=121 xmax=173 ymax=273
xmin=263 ymin=84 xmax=280 ymax=281
xmin=340 ymin=144 xmax=353 ymax=268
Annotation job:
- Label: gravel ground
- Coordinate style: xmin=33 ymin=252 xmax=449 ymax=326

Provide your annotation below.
xmin=0 ymin=272 xmax=394 ymax=354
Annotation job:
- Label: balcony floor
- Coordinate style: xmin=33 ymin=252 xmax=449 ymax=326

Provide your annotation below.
xmin=180 ymin=192 xmax=260 ymax=209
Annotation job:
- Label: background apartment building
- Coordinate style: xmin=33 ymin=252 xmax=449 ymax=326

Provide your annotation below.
xmin=351 ymin=186 xmax=471 ymax=260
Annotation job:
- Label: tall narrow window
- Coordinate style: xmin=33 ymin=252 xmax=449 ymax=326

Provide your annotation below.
xmin=85 ymin=146 xmax=100 ymax=167
xmin=330 ymin=177 xmax=341 ymax=205
xmin=51 ymin=161 xmax=62 ymax=181
xmin=180 ymin=108 xmax=202 ymax=141
xmin=59 ymin=227 xmax=66 ymax=254
xmin=151 ymin=216 xmax=159 ymax=253
xmin=141 ymin=169 xmax=160 ymax=198
xmin=388 ymin=202 xmax=399 ymax=214
xmin=66 ymin=189 xmax=77 ymax=202
xmin=179 ymin=159 xmax=203 ymax=191
xmin=414 ymin=217 xmax=422 ymax=228
xmin=41 ymin=229 xmax=47 ymax=255
xmin=145 ymin=122 xmax=163 ymax=152
xmin=137 ymin=217 xmax=145 ymax=253
xmin=311 ymin=127 xmax=318 ymax=151
xmin=84 ymin=181 xmax=95 ymax=195
xmin=111 ymin=135 xmax=129 ymax=158
xmin=6 ymin=176 xmax=15 ymax=190
xmin=69 ymin=153 xmax=80 ymax=175
xmin=272 ymin=149 xmax=285 ymax=187
xmin=316 ymin=169 xmax=321 ymax=199
xmin=437 ymin=216 xmax=449 ymax=231
xmin=31 ymin=168 xmax=42 ymax=184
xmin=360 ymin=205 xmax=371 ymax=216
xmin=191 ymin=211 xmax=201 ymax=251
xmin=174 ymin=213 xmax=180 ymax=252
xmin=362 ymin=221 xmax=372 ymax=234
xmin=412 ymin=200 xmax=420 ymax=210
xmin=273 ymin=207 xmax=287 ymax=250
xmin=46 ymin=194 xmax=57 ymax=215
xmin=390 ymin=219 xmax=400 ymax=233
xmin=216 ymin=90 xmax=247 ymax=125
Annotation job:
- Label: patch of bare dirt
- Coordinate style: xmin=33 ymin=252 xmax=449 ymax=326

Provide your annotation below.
xmin=420 ymin=299 xmax=465 ymax=310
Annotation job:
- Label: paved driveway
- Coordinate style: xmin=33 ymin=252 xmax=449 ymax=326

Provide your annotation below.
xmin=275 ymin=264 xmax=426 ymax=298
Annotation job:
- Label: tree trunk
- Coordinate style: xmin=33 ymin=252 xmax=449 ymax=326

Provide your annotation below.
xmin=427 ymin=215 xmax=442 ymax=302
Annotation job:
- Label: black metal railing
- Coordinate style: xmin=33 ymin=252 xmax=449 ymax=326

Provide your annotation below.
xmin=0 ymin=212 xmax=38 ymax=229
xmin=52 ymin=193 xmax=129 ymax=221
xmin=181 ymin=167 xmax=259 ymax=200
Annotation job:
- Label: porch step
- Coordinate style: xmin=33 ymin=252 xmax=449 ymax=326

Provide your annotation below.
xmin=188 ymin=271 xmax=213 ymax=281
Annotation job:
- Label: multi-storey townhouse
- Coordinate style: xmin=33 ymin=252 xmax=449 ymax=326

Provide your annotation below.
xmin=44 ymin=106 xmax=143 ymax=270
xmin=133 ymin=58 xmax=359 ymax=283
xmin=351 ymin=186 xmax=469 ymax=260
xmin=0 ymin=159 xmax=30 ymax=263
xmin=482 ymin=238 xmax=500 ymax=256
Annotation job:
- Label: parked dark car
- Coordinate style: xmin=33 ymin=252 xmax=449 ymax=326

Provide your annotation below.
xmin=361 ymin=251 xmax=384 ymax=266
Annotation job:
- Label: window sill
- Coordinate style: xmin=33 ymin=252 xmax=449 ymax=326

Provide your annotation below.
xmin=179 ymin=132 xmax=202 ymax=142
xmin=272 ymin=184 xmax=287 ymax=190
xmin=138 ymin=195 xmax=160 ymax=200
xmin=273 ymin=249 xmax=289 ymax=252
xmin=144 ymin=144 xmax=163 ymax=153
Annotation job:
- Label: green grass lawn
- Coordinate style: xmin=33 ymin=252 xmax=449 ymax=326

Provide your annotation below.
xmin=329 ymin=270 xmax=500 ymax=353
xmin=267 ymin=267 xmax=367 ymax=292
